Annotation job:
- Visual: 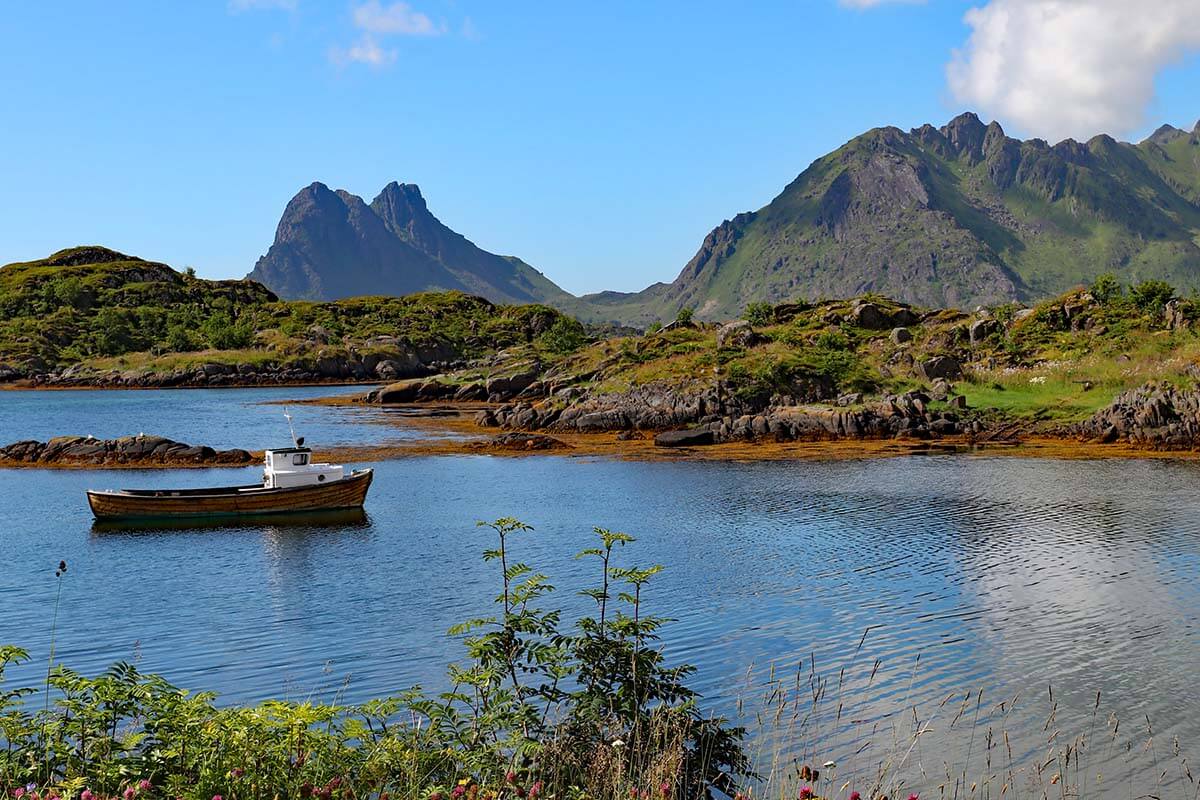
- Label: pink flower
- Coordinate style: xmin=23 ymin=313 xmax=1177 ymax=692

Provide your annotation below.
xmin=660 ymin=783 xmax=671 ymax=797
xmin=81 ymin=792 xmax=96 ymax=800
xmin=213 ymin=796 xmax=224 ymax=800
xmin=850 ymin=794 xmax=861 ymax=800
xmin=125 ymin=789 xmax=136 ymax=800
xmin=908 ymin=795 xmax=919 ymax=800
xmin=452 ymin=786 xmax=465 ymax=798
xmin=14 ymin=789 xmax=25 ymax=799
xmin=506 ymin=772 xmax=518 ymax=785
xmin=799 ymin=789 xmax=814 ymax=800
xmin=140 ymin=780 xmax=152 ymax=791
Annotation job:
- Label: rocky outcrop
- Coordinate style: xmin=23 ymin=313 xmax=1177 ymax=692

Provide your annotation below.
xmin=1077 ymin=383 xmax=1200 ymax=447
xmin=470 ymin=432 xmax=571 ymax=452
xmin=479 ymin=381 xmax=975 ymax=444
xmin=654 ymin=429 xmax=716 ymax=447
xmin=0 ymin=435 xmax=254 ymax=467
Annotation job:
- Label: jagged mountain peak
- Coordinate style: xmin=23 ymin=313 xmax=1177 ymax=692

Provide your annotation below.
xmin=248 ymin=182 xmax=570 ymax=306
xmin=584 ymin=110 xmax=1200 ymax=326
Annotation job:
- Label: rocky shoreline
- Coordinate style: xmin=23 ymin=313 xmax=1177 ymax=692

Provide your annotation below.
xmin=0 ymin=435 xmax=255 ymax=468
xmin=359 ymin=373 xmax=1200 ymax=453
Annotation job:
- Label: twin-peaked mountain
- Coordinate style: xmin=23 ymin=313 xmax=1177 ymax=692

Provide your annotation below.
xmin=247 ymin=181 xmax=570 ymax=305
xmin=249 ymin=113 xmax=1200 ymax=324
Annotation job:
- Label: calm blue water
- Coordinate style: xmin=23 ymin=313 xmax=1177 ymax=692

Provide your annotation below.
xmin=1 ymin=386 xmax=1198 ymax=795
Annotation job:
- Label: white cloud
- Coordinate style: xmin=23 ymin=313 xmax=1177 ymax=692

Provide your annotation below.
xmin=228 ymin=0 xmax=296 ymax=12
xmin=947 ymin=0 xmax=1200 ymax=142
xmin=332 ymin=1 xmax=443 ymax=68
xmin=352 ymin=1 xmax=443 ymax=36
xmin=330 ymin=37 xmax=398 ymax=67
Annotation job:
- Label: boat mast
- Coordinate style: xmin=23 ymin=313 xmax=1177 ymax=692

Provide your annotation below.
xmin=283 ymin=407 xmax=300 ymax=448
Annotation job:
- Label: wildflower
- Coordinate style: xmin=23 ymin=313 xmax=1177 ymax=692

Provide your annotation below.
xmin=530 ymin=781 xmax=544 ymax=799
xmin=432 ymin=793 xmax=444 ymax=800
xmin=125 ymin=788 xmax=137 ymax=800
xmin=213 ymin=796 xmax=224 ymax=800
xmin=799 ymin=788 xmax=814 ymax=800
xmin=850 ymin=793 xmax=861 ymax=800
xmin=82 ymin=792 xmax=96 ymax=800
xmin=908 ymin=795 xmax=919 ymax=800
xmin=612 ymin=739 xmax=626 ymax=748
xmin=139 ymin=780 xmax=152 ymax=792
xmin=14 ymin=789 xmax=25 ymax=799
xmin=660 ymin=783 xmax=671 ymax=797
xmin=231 ymin=768 xmax=244 ymax=779
xmin=452 ymin=785 xmax=466 ymax=798
xmin=506 ymin=772 xmax=518 ymax=785
xmin=515 ymin=788 xmax=527 ymax=798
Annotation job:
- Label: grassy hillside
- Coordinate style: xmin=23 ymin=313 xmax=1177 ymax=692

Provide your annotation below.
xmin=0 ymin=246 xmax=579 ymax=375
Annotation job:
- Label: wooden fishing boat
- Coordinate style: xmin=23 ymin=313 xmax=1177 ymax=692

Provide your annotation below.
xmin=87 ymin=445 xmax=372 ymax=521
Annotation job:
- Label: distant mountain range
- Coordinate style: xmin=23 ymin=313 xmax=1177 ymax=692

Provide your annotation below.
xmin=248 ymin=113 xmax=1200 ymax=325
xmin=247 ymin=181 xmax=570 ymax=306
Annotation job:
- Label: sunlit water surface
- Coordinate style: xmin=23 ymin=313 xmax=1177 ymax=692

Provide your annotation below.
xmin=1 ymin=386 xmax=1198 ymax=796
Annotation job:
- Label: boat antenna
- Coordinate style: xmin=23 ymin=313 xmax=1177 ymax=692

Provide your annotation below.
xmin=283 ymin=406 xmax=300 ymax=447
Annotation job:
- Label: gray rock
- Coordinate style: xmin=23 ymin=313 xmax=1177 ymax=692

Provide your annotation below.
xmin=717 ymin=320 xmax=760 ymax=349
xmin=969 ymin=318 xmax=1001 ymax=344
xmin=890 ymin=327 xmax=912 ymax=344
xmin=654 ymin=429 xmax=716 ymax=447
xmin=918 ymin=355 xmax=963 ymax=380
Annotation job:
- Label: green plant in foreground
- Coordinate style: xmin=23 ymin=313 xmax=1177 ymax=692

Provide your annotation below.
xmin=0 ymin=523 xmax=749 ymax=800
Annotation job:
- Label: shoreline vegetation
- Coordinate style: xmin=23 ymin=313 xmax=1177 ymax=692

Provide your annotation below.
xmin=2 ymin=522 xmax=1189 ymax=800
xmin=9 ymin=246 xmax=1200 ymax=460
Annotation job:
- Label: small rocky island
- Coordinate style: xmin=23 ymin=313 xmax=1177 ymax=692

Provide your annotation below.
xmin=0 ymin=435 xmax=254 ymax=468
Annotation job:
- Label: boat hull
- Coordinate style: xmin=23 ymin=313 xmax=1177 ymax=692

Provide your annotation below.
xmin=87 ymin=469 xmax=373 ymax=521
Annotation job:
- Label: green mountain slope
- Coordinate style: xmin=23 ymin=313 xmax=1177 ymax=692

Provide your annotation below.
xmin=575 ymin=113 xmax=1200 ymax=326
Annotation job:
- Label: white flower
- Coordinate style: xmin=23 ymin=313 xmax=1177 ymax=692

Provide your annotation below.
xmin=1029 ymin=376 xmax=1047 ymax=385
xmin=611 ymin=739 xmax=626 ymax=748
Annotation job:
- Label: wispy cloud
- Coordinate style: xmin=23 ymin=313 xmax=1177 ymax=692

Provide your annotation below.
xmin=332 ymin=1 xmax=445 ymax=67
xmin=947 ymin=0 xmax=1200 ymax=141
xmin=228 ymin=0 xmax=297 ymax=12
xmin=352 ymin=0 xmax=443 ymax=36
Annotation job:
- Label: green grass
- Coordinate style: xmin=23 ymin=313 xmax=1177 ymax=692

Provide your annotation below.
xmin=0 ymin=247 xmax=578 ymax=373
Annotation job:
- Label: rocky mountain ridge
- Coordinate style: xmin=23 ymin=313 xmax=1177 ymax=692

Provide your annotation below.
xmin=247 ymin=182 xmax=570 ymax=306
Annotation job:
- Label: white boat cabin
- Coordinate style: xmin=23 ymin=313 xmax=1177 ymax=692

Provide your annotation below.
xmin=263 ymin=447 xmax=345 ymax=489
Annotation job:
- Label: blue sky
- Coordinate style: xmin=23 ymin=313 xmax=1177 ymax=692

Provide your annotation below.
xmin=3 ymin=1 xmax=1198 ymax=295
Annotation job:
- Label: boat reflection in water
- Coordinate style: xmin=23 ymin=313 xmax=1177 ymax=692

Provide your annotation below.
xmin=91 ymin=508 xmax=370 ymax=535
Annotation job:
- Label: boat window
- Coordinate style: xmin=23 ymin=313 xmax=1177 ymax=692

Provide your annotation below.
xmin=292 ymin=454 xmax=308 ymax=466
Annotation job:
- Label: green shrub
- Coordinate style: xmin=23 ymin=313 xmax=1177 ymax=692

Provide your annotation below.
xmin=200 ymin=312 xmax=254 ymax=350
xmin=1090 ymin=273 xmax=1123 ymax=306
xmin=743 ymin=302 xmax=773 ymax=327
xmin=1130 ymin=279 xmax=1175 ymax=313
xmin=675 ymin=307 xmax=694 ymax=326
xmin=537 ymin=317 xmax=587 ymax=354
